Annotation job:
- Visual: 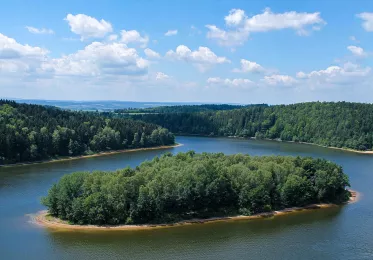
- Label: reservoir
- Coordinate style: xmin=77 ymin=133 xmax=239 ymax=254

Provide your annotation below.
xmin=1 ymin=136 xmax=372 ymax=260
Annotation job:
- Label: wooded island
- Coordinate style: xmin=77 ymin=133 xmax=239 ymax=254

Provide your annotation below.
xmin=42 ymin=152 xmax=351 ymax=226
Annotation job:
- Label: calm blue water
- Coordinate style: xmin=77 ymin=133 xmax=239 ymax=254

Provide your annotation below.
xmin=0 ymin=136 xmax=372 ymax=260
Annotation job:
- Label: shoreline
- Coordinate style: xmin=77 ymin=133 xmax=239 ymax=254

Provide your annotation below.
xmin=278 ymin=140 xmax=373 ymax=154
xmin=1 ymin=143 xmax=183 ymax=168
xmin=176 ymin=134 xmax=373 ymax=154
xmin=227 ymin=136 xmax=373 ymax=154
xmin=33 ymin=190 xmax=359 ymax=231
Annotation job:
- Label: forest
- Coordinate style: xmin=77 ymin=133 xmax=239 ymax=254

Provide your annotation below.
xmin=128 ymin=102 xmax=373 ymax=151
xmin=42 ymin=152 xmax=350 ymax=225
xmin=114 ymin=104 xmax=264 ymax=114
xmin=0 ymin=100 xmax=174 ymax=164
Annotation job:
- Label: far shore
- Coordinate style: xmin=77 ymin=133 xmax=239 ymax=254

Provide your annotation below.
xmin=32 ymin=190 xmax=359 ymax=231
xmin=1 ymin=143 xmax=183 ymax=168
xmin=230 ymin=136 xmax=373 ymax=155
xmin=175 ymin=134 xmax=373 ymax=154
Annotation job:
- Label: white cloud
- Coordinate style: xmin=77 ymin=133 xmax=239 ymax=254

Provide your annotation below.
xmin=42 ymin=42 xmax=148 ymax=77
xmin=233 ymin=59 xmax=264 ymax=73
xmin=357 ymin=12 xmax=373 ymax=32
xmin=165 ymin=30 xmax=178 ymax=36
xmin=262 ymin=74 xmax=297 ymax=86
xmin=25 ymin=26 xmax=54 ymax=34
xmin=207 ymin=77 xmax=255 ymax=89
xmin=207 ymin=8 xmax=325 ymax=46
xmin=166 ymin=45 xmax=230 ymax=71
xmin=347 ymin=45 xmax=366 ymax=56
xmin=65 ymin=14 xmax=113 ymax=40
xmin=144 ymin=48 xmax=160 ymax=59
xmin=225 ymin=9 xmax=246 ymax=26
xmin=296 ymin=63 xmax=371 ymax=87
xmin=0 ymin=33 xmax=49 ymax=75
xmin=155 ymin=72 xmax=169 ymax=80
xmin=120 ymin=30 xmax=149 ymax=48
xmin=0 ymin=33 xmax=48 ymax=59
xmin=0 ymin=32 xmax=149 ymax=81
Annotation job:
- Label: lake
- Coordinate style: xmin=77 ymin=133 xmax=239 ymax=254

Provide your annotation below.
xmin=1 ymin=136 xmax=372 ymax=260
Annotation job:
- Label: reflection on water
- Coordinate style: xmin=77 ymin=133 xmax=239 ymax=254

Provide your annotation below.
xmin=1 ymin=136 xmax=373 ymax=260
xmin=48 ymin=208 xmax=344 ymax=260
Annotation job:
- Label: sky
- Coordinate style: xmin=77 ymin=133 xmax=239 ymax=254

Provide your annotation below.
xmin=0 ymin=0 xmax=373 ymax=104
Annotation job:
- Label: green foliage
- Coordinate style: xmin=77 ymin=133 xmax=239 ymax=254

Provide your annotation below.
xmin=114 ymin=104 xmax=261 ymax=114
xmin=129 ymin=101 xmax=373 ymax=151
xmin=42 ymin=152 xmax=350 ymax=225
xmin=0 ymin=100 xmax=175 ymax=164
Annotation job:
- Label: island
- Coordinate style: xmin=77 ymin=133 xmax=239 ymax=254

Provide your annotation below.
xmin=38 ymin=152 xmax=352 ymax=229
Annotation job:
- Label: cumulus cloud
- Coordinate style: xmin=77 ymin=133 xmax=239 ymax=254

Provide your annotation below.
xmin=65 ymin=14 xmax=113 ymax=40
xmin=296 ymin=63 xmax=371 ymax=87
xmin=206 ymin=8 xmax=325 ymax=46
xmin=165 ymin=30 xmax=178 ymax=36
xmin=357 ymin=12 xmax=373 ymax=32
xmin=144 ymin=48 xmax=160 ymax=59
xmin=120 ymin=30 xmax=149 ymax=48
xmin=166 ymin=45 xmax=229 ymax=71
xmin=42 ymin=42 xmax=148 ymax=77
xmin=25 ymin=26 xmax=54 ymax=34
xmin=0 ymin=33 xmax=48 ymax=59
xmin=207 ymin=77 xmax=255 ymax=89
xmin=262 ymin=74 xmax=297 ymax=86
xmin=347 ymin=45 xmax=366 ymax=56
xmin=0 ymin=33 xmax=49 ymax=75
xmin=233 ymin=59 xmax=265 ymax=73
xmin=155 ymin=72 xmax=169 ymax=80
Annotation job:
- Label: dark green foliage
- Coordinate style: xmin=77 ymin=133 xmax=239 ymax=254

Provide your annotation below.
xmin=42 ymin=152 xmax=350 ymax=225
xmin=0 ymin=100 xmax=175 ymax=164
xmin=114 ymin=104 xmax=264 ymax=114
xmin=129 ymin=102 xmax=373 ymax=151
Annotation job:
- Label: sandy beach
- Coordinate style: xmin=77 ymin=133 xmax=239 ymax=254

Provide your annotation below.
xmin=33 ymin=190 xmax=359 ymax=231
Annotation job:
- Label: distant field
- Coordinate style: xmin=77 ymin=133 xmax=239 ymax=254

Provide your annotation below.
xmin=7 ymin=99 xmax=208 ymax=111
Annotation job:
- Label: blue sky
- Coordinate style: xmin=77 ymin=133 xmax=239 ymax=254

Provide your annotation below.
xmin=0 ymin=0 xmax=372 ymax=104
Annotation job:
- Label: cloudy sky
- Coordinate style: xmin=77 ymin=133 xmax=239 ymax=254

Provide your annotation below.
xmin=0 ymin=0 xmax=373 ymax=104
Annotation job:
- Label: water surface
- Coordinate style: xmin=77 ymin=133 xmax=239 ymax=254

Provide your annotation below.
xmin=0 ymin=136 xmax=372 ymax=260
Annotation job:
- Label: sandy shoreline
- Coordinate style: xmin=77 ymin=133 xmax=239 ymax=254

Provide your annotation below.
xmin=32 ymin=190 xmax=359 ymax=231
xmin=1 ymin=143 xmax=183 ymax=168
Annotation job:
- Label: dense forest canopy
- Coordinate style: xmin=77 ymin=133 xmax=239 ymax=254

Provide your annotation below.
xmin=0 ymin=100 xmax=174 ymax=164
xmin=114 ymin=104 xmax=261 ymax=114
xmin=128 ymin=102 xmax=373 ymax=151
xmin=42 ymin=152 xmax=350 ymax=225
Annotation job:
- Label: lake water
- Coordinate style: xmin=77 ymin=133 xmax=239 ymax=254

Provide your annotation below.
xmin=1 ymin=136 xmax=372 ymax=260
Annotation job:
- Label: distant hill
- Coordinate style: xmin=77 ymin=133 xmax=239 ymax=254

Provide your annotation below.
xmin=6 ymin=99 xmax=241 ymax=112
xmin=114 ymin=104 xmax=265 ymax=114
xmin=128 ymin=101 xmax=373 ymax=151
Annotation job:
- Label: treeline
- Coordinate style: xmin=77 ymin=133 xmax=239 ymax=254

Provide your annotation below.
xmin=114 ymin=104 xmax=264 ymax=114
xmin=0 ymin=100 xmax=174 ymax=164
xmin=42 ymin=152 xmax=350 ymax=225
xmin=129 ymin=102 xmax=373 ymax=151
